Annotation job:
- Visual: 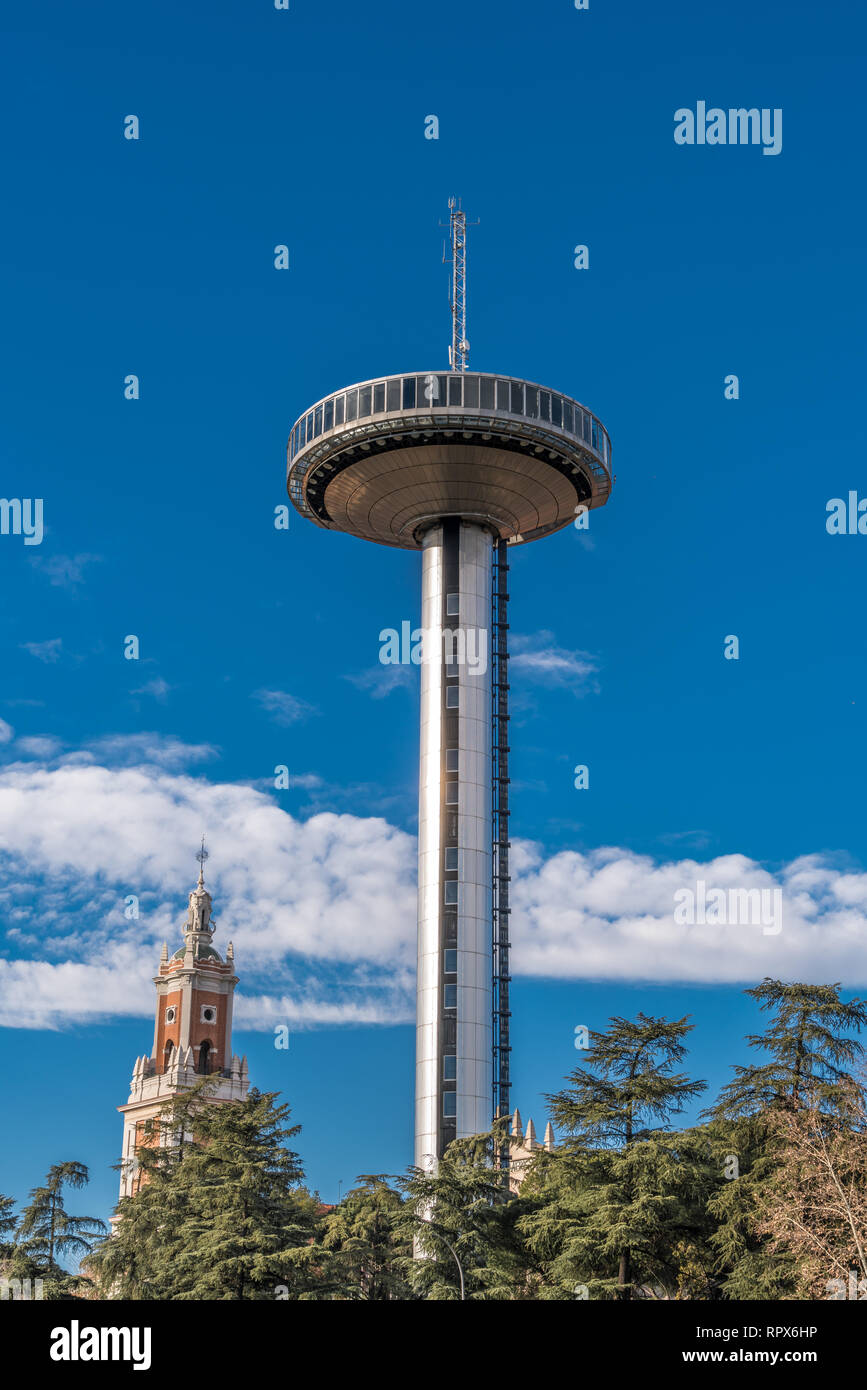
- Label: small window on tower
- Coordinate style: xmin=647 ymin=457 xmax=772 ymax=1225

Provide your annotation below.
xmin=201 ymin=1005 xmax=217 ymax=1024
xmin=165 ymin=1006 xmax=176 ymax=1025
xmin=443 ymin=1055 xmax=457 ymax=1081
xmin=446 ymin=593 xmax=459 ymax=616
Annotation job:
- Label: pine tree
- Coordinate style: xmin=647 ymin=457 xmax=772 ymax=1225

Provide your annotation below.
xmin=706 ymin=980 xmax=867 ymax=1299
xmin=314 ymin=1176 xmax=414 ymax=1300
xmin=710 ymin=979 xmax=867 ymax=1119
xmin=535 ymin=1014 xmax=708 ymax=1299
xmin=93 ymin=1085 xmax=319 ymax=1300
xmin=0 ymin=1193 xmax=15 ymax=1251
xmin=398 ymin=1127 xmax=523 ymax=1300
xmin=11 ymin=1162 xmax=106 ymax=1299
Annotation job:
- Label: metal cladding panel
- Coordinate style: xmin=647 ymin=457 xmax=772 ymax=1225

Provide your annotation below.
xmin=414 ymin=520 xmax=493 ymax=1170
xmin=456 ymin=523 xmax=493 ymax=1142
xmin=415 ymin=529 xmax=443 ymax=1172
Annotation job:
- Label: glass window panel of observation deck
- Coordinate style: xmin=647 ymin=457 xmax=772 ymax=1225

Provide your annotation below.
xmin=539 ymin=391 xmax=551 ymax=422
xmin=480 ymin=376 xmax=494 ymax=410
xmin=447 ymin=375 xmax=462 ymax=406
xmin=345 ymin=389 xmax=358 ymax=422
xmin=387 ymin=378 xmax=400 ymax=411
xmin=334 ymin=394 xmax=345 ymax=425
xmin=562 ymin=401 xmax=574 ymax=434
xmin=525 ymin=386 xmax=538 ymax=418
xmin=418 ymin=374 xmax=445 ymax=406
xmin=582 ymin=411 xmax=591 ymax=443
xmin=591 ymin=419 xmax=600 ymax=452
xmin=305 ymin=412 xmax=314 ymax=440
xmin=314 ymin=405 xmax=323 ymax=436
xmin=402 ymin=376 xmax=416 ymax=408
xmin=510 ymin=381 xmax=524 ymax=415
xmin=323 ymin=399 xmax=334 ymax=432
xmin=359 ymin=386 xmax=372 ymax=416
xmin=551 ymin=396 xmax=562 ymax=428
xmin=496 ymin=380 xmax=511 ymax=411
xmin=463 ymin=375 xmax=479 ymax=408
xmin=373 ymin=382 xmax=385 ymax=413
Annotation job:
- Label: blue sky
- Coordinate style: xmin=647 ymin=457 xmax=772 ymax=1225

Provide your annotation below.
xmin=2 ymin=0 xmax=867 ymax=1231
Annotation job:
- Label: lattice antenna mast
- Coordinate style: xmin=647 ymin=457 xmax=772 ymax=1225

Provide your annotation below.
xmin=442 ymin=197 xmax=477 ymax=371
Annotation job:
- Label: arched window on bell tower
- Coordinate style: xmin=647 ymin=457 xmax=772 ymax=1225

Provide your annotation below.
xmin=198 ymin=1040 xmax=211 ymax=1075
xmin=164 ymin=1040 xmax=175 ymax=1071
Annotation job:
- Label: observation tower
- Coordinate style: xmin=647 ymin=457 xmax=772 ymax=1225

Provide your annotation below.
xmin=286 ymin=200 xmax=613 ymax=1172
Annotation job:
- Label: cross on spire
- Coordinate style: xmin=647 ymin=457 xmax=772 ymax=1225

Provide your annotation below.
xmin=196 ymin=836 xmax=208 ymax=886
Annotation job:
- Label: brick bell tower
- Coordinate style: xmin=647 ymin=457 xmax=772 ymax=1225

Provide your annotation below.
xmin=117 ymin=844 xmax=248 ymax=1200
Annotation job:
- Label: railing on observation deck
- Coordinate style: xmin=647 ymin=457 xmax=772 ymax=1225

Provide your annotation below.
xmin=287 ymin=371 xmax=611 ymax=475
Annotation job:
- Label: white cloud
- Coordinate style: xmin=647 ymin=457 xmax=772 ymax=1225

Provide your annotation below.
xmin=14 ymin=735 xmax=61 ymax=758
xmin=64 ymin=733 xmax=218 ymax=769
xmin=0 ymin=753 xmax=415 ymax=1030
xmin=0 ymin=743 xmax=865 ymax=1031
xmin=0 ymin=720 xmax=13 ymax=745
xmin=511 ymin=843 xmax=867 ymax=985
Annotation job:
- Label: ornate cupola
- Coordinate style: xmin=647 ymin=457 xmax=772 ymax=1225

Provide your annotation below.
xmin=116 ymin=843 xmax=249 ymax=1202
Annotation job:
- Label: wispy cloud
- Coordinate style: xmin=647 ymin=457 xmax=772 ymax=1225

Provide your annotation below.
xmin=30 ymin=553 xmax=102 ymax=592
xmin=511 ymin=631 xmax=600 ymax=694
xmin=345 ymin=665 xmax=415 ymax=699
xmin=132 ymin=677 xmax=172 ymax=703
xmin=253 ymin=689 xmax=319 ymax=726
xmin=21 ymin=638 xmax=62 ymax=664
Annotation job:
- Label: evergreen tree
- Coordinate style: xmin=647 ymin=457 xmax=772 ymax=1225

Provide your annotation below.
xmin=314 ymin=1176 xmax=414 ymax=1300
xmin=93 ymin=1086 xmax=319 ymax=1300
xmin=536 ymin=1014 xmax=707 ymax=1299
xmin=398 ymin=1127 xmax=524 ymax=1300
xmin=11 ymin=1162 xmax=106 ymax=1299
xmin=0 ymin=1193 xmax=15 ymax=1252
xmin=710 ymin=979 xmax=867 ymax=1118
xmin=706 ymin=980 xmax=867 ymax=1299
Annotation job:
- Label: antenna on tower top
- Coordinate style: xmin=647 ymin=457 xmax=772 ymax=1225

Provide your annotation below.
xmin=441 ymin=197 xmax=478 ymax=372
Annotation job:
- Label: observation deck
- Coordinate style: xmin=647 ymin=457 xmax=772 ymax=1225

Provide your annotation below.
xmin=287 ymin=371 xmax=613 ymax=550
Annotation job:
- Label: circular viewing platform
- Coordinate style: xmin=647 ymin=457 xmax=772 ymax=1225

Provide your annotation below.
xmin=287 ymin=371 xmax=613 ymax=550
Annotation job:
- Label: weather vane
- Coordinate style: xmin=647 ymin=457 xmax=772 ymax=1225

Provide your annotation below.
xmin=196 ymin=836 xmax=208 ymax=878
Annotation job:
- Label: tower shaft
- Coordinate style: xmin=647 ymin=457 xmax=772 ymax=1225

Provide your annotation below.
xmin=491 ymin=538 xmax=511 ymax=1150
xmin=416 ymin=520 xmax=492 ymax=1168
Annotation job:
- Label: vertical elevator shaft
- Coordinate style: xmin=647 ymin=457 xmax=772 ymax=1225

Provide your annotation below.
xmin=415 ymin=520 xmax=493 ymax=1170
